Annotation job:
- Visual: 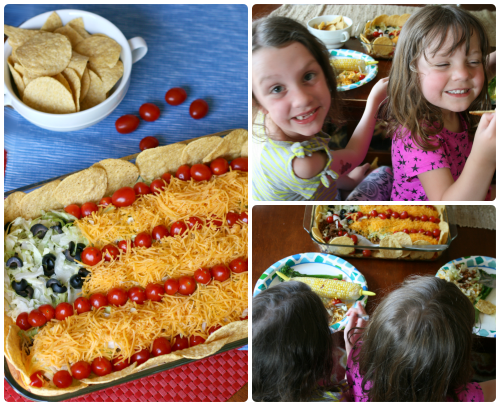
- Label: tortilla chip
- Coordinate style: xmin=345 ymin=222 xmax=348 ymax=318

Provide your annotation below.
xmin=53 ymin=73 xmax=72 ymax=95
xmin=67 ymin=51 xmax=89 ymax=79
xmin=240 ymin=140 xmax=248 ymax=157
xmin=392 ymin=232 xmax=412 ymax=258
xmin=80 ymin=69 xmax=106 ymax=111
xmin=475 ymin=299 xmax=496 ymax=315
xmin=4 ymin=25 xmax=40 ymax=48
xmin=80 ymin=67 xmax=91 ymax=101
xmin=54 ymin=167 xmax=107 ymax=206
xmin=41 ymin=11 xmax=63 ymax=32
xmin=7 ymin=58 xmax=25 ymax=98
xmin=20 ymin=180 xmax=64 ymax=219
xmin=93 ymin=159 xmax=140 ymax=197
xmin=379 ymin=235 xmax=402 ymax=258
xmin=373 ymin=36 xmax=394 ymax=56
xmin=89 ymin=60 xmax=124 ymax=93
xmin=438 ymin=221 xmax=449 ymax=245
xmin=28 ymin=382 xmax=88 ymax=396
xmin=202 ymin=129 xmax=248 ymax=163
xmin=67 ymin=18 xmax=90 ymax=39
xmin=75 ymin=35 xmax=121 ymax=69
xmin=136 ymin=143 xmax=187 ymax=182
xmin=469 ymin=110 xmax=495 ymax=116
xmin=371 ymin=14 xmax=388 ymax=28
xmin=23 ymin=77 xmax=76 ymax=114
xmin=5 ymin=326 xmax=30 ymax=383
xmin=409 ymin=240 xmax=434 ymax=260
xmin=181 ymin=136 xmax=224 ymax=166
xmin=311 ymin=226 xmax=325 ymax=243
xmin=62 ymin=67 xmax=81 ymax=112
xmin=398 ymin=13 xmax=411 ymax=27
xmin=4 ymin=192 xmax=26 ymax=224
xmin=54 ymin=25 xmax=84 ymax=48
xmin=386 ymin=14 xmax=400 ymax=28
xmin=329 ymin=236 xmax=355 ymax=255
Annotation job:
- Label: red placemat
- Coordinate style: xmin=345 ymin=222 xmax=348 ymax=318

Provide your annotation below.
xmin=5 ymin=349 xmax=247 ymax=402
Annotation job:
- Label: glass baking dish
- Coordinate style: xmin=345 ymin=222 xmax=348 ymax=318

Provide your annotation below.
xmin=303 ymin=205 xmax=457 ymax=261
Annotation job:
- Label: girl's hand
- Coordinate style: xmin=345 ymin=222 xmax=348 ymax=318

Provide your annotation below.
xmin=344 ymin=302 xmax=368 ymax=358
xmin=472 ymin=113 xmax=496 ymax=166
xmin=367 ymin=77 xmax=389 ymax=108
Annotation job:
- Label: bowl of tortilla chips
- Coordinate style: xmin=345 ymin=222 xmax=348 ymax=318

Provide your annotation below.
xmin=307 ymin=15 xmax=353 ymax=49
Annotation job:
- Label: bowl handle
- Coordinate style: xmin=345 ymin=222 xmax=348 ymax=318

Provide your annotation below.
xmin=341 ymin=32 xmax=350 ymax=43
xmin=128 ymin=37 xmax=148 ymax=64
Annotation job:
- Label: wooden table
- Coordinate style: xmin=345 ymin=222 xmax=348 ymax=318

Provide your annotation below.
xmin=252 ymin=205 xmax=495 ymax=353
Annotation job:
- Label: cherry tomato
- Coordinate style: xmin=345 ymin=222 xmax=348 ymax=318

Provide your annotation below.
xmin=64 ymin=204 xmax=81 ymax=219
xmin=131 ymin=349 xmax=150 ymax=366
xmin=187 ymin=216 xmax=203 ymax=230
xmin=230 ymin=157 xmax=248 ymax=172
xmin=107 ymin=287 xmax=128 ymax=306
xmin=410 ymin=229 xmax=418 ymax=234
xmin=81 ymin=202 xmax=99 ymax=217
xmin=226 ymin=212 xmax=240 ymax=227
xmin=146 ymin=283 xmax=165 ymax=301
xmin=115 ymin=114 xmax=140 ymax=134
xmin=55 ymin=303 xmax=74 ymax=321
xmin=378 ymin=213 xmax=387 ymax=220
xmin=82 ymin=247 xmax=102 ymax=266
xmin=134 ymin=182 xmax=151 ymax=196
xmin=433 ymin=229 xmax=441 ymax=238
xmin=421 ymin=215 xmax=428 ymax=222
xmin=99 ymin=197 xmax=113 ymax=207
xmin=117 ymin=240 xmax=132 ymax=253
xmin=372 ymin=31 xmax=381 ymax=38
xmin=128 ymin=286 xmax=147 ymax=305
xmin=172 ymin=335 xmax=189 ymax=351
xmin=356 ymin=211 xmax=364 ymax=219
xmin=359 ymin=74 xmax=366 ymax=80
xmin=331 ymin=298 xmax=342 ymax=305
xmin=362 ymin=250 xmax=372 ymax=257
xmin=419 ymin=229 xmax=426 ymax=234
xmin=111 ymin=356 xmax=130 ymax=372
xmin=71 ymin=361 xmax=91 ymax=380
xmin=326 ymin=216 xmax=333 ymax=223
xmin=135 ymin=232 xmax=152 ymax=248
xmin=170 ymin=221 xmax=187 ymax=237
xmin=112 ymin=187 xmax=136 ymax=208
xmin=176 ymin=165 xmax=191 ymax=181
xmin=370 ymin=210 xmax=378 ymax=217
xmin=53 ymin=370 xmax=72 ymax=388
xmin=190 ymin=335 xmax=206 ymax=347
xmin=386 ymin=209 xmax=393 ymax=216
xmin=239 ymin=212 xmax=248 ymax=224
xmin=90 ymin=293 xmax=108 ymax=309
xmin=161 ymin=173 xmax=172 ymax=184
xmin=400 ymin=211 xmax=408 ymax=219
xmin=165 ymin=87 xmax=187 ymax=106
xmin=38 ymin=304 xmax=55 ymax=321
xmin=28 ymin=309 xmax=47 ymax=327
xmin=337 ymin=230 xmax=345 ymax=236
xmin=91 ymin=357 xmax=112 ymax=376
xmin=194 ymin=268 xmax=212 ymax=284
xmin=139 ymin=136 xmax=159 ymax=151
xmin=211 ymin=265 xmax=230 ymax=282
xmin=391 ymin=212 xmax=400 ymax=219
xmin=190 ymin=163 xmax=212 ymax=182
xmin=208 ymin=217 xmax=223 ymax=229
xmin=30 ymin=371 xmax=44 ymax=387
xmin=178 ymin=276 xmax=197 ymax=295
xmin=425 ymin=231 xmax=433 ymax=237
xmin=189 ymin=99 xmax=209 ymax=119
xmin=139 ymin=103 xmax=160 ymax=122
xmin=150 ymin=179 xmax=167 ymax=194
xmin=208 ymin=325 xmax=221 ymax=335
xmin=152 ymin=337 xmax=172 ymax=357
xmin=429 ymin=216 xmax=437 ymax=223
xmin=102 ymin=244 xmax=120 ymax=262
xmin=349 ymin=234 xmax=358 ymax=244
xmin=164 ymin=279 xmax=179 ymax=295
xmin=229 ymin=258 xmax=248 ymax=274
xmin=403 ymin=229 xmax=410 ymax=234
xmin=152 ymin=225 xmax=169 ymax=240
xmin=74 ymin=297 xmax=91 ymax=314
xmin=210 ymin=157 xmax=229 ymax=175
xmin=16 ymin=312 xmax=30 ymax=330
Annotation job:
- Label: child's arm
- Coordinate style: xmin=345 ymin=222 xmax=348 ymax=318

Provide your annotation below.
xmin=419 ymin=113 xmax=496 ymax=201
xmin=479 ymin=379 xmax=496 ymax=402
xmin=336 ymin=163 xmax=371 ymax=190
xmin=344 ymin=302 xmax=368 ymax=359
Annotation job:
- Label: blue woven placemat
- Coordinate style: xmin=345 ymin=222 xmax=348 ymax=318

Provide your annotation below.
xmin=4 ymin=4 xmax=248 ymax=192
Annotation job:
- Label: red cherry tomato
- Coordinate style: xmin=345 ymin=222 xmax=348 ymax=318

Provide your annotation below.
xmin=386 ymin=209 xmax=393 ymax=216
xmin=53 ymin=370 xmax=72 ymax=388
xmin=176 ymin=165 xmax=191 ymax=181
xmin=189 ymin=99 xmax=209 ymax=119
xmin=403 ymin=229 xmax=410 ymax=234
xmin=172 ymin=335 xmax=189 ymax=351
xmin=239 ymin=212 xmax=248 ymax=224
xmin=190 ymin=335 xmax=206 ymax=347
xmin=211 ymin=265 xmax=230 ymax=282
xmin=74 ymin=297 xmax=91 ymax=314
xmin=112 ymin=187 xmax=136 ymax=207
xmin=378 ymin=213 xmax=387 ymax=220
xmin=139 ymin=136 xmax=159 ymax=151
xmin=161 ymin=173 xmax=172 ymax=184
xmin=117 ymin=240 xmax=132 ymax=253
xmin=165 ymin=87 xmax=187 ymax=106
xmin=429 ymin=216 xmax=437 ymax=223
xmin=115 ymin=114 xmax=140 ymax=134
xmin=164 ymin=279 xmax=179 ymax=295
xmin=111 ymin=356 xmax=130 ymax=372
xmin=16 ymin=312 xmax=30 ymax=330
xmin=420 ymin=215 xmax=428 ymax=222
xmin=152 ymin=225 xmax=169 ymax=240
xmin=208 ymin=217 xmax=223 ymax=229
xmin=38 ymin=304 xmax=55 ymax=321
xmin=28 ymin=309 xmax=47 ymax=327
xmin=55 ymin=302 xmax=74 ymax=321
xmin=91 ymin=357 xmax=112 ymax=376
xmin=99 ymin=197 xmax=113 ymax=207
xmin=411 ymin=229 xmax=418 ymax=234
xmin=349 ymin=234 xmax=358 ymax=244
xmin=64 ymin=204 xmax=81 ymax=219
xmin=356 ymin=211 xmax=364 ymax=219
xmin=170 ymin=221 xmax=187 ymax=237
xmin=210 ymin=157 xmax=229 ymax=175
xmin=139 ymin=103 xmax=160 ymax=122
xmin=226 ymin=212 xmax=240 ymax=227
xmin=391 ymin=212 xmax=400 ymax=219
xmin=81 ymin=202 xmax=99 ymax=217
xmin=128 ymin=286 xmax=147 ymax=305
xmin=107 ymin=287 xmax=128 ymax=306
xmin=102 ymin=244 xmax=120 ymax=262
xmin=230 ymin=157 xmax=248 ymax=172
xmin=71 ymin=361 xmax=91 ymax=380
xmin=194 ymin=268 xmax=212 ymax=284
xmin=337 ymin=230 xmax=345 ymax=236
xmin=326 ymin=216 xmax=333 ymax=223
xmin=150 ymin=179 xmax=167 ymax=194
xmin=134 ymin=182 xmax=151 ymax=196
xmin=152 ymin=337 xmax=172 ymax=357
xmin=419 ymin=229 xmax=426 ymax=234
xmin=131 ymin=349 xmax=150 ymax=366
xmin=30 ymin=371 xmax=44 ymax=387
xmin=178 ymin=276 xmax=197 ymax=295
xmin=359 ymin=74 xmax=366 ymax=80
xmin=190 ymin=163 xmax=212 ymax=181
xmin=89 ymin=293 xmax=108 ymax=309
xmin=400 ymin=211 xmax=408 ymax=219
xmin=362 ymin=250 xmax=372 ymax=257
xmin=433 ymin=229 xmax=441 ymax=238
xmin=135 ymin=232 xmax=152 ymax=248
xmin=146 ymin=283 xmax=165 ymax=301
xmin=425 ymin=231 xmax=433 ymax=237
xmin=229 ymin=258 xmax=248 ymax=274
xmin=81 ymin=247 xmax=102 ymax=266
xmin=370 ymin=210 xmax=378 ymax=217
xmin=187 ymin=216 xmax=203 ymax=230
xmin=331 ymin=298 xmax=342 ymax=305
xmin=372 ymin=31 xmax=381 ymax=38
xmin=208 ymin=325 xmax=221 ymax=335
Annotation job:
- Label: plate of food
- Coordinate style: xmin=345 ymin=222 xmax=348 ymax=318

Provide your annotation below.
xmin=4 ymin=129 xmax=249 ymax=400
xmin=436 ymin=256 xmax=496 ymax=338
xmin=329 ymin=49 xmax=378 ymax=92
xmin=253 ymin=253 xmax=373 ymax=332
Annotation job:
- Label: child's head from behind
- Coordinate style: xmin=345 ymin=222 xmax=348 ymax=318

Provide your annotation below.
xmin=252 ymin=17 xmax=341 ymax=139
xmin=357 ymin=275 xmax=475 ymax=401
xmin=252 ymin=281 xmax=339 ymax=401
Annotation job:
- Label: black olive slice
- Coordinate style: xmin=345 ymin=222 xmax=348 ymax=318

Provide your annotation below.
xmin=12 ymin=279 xmax=28 ymax=292
xmin=6 ymin=256 xmax=23 ymax=269
xmin=69 ymin=274 xmax=83 ymax=289
xmin=30 ymin=224 xmax=49 ymax=239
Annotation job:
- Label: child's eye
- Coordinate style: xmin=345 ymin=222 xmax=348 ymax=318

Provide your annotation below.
xmin=304 ymin=72 xmax=316 ymax=81
xmin=271 ymin=85 xmax=283 ymax=94
xmin=469 ymin=60 xmax=481 ymax=65
xmin=435 ymin=63 xmax=449 ymax=68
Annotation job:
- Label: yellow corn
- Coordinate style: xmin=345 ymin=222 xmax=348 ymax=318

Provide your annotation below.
xmin=330 ymin=58 xmax=377 ymax=74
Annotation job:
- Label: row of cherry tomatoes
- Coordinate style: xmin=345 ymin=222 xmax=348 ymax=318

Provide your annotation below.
xmin=327 ymin=209 xmax=440 ymax=223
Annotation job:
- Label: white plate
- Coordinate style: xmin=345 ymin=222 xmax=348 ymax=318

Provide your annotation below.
xmin=329 ymin=49 xmax=378 ymax=92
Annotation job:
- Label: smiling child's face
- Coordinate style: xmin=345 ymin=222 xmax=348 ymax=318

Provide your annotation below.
xmin=416 ymin=29 xmax=484 ymax=117
xmin=252 ymin=42 xmax=331 ymax=140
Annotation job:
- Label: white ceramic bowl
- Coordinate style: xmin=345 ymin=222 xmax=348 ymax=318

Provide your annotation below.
xmin=4 ymin=9 xmax=148 ymax=132
xmin=307 ymin=15 xmax=353 ymax=49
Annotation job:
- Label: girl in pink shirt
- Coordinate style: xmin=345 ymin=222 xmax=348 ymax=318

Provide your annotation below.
xmin=379 ymin=5 xmax=496 ymax=201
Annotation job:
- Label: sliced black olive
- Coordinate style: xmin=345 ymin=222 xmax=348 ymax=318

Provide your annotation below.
xmin=78 ymin=268 xmax=90 ymax=279
xmin=340 ymin=209 xmax=346 ymax=220
xmin=6 ymin=256 xmax=23 ymax=269
xmin=42 ymin=254 xmax=56 ymax=277
xmin=76 ymin=243 xmax=86 ymax=253
xmin=30 ymin=224 xmax=48 ymax=239
xmin=25 ymin=286 xmax=34 ymax=298
xmin=69 ymin=274 xmax=84 ymax=289
xmin=12 ymin=279 xmax=28 ymax=292
xmin=17 ymin=290 xmax=28 ymax=298
xmin=46 ymin=278 xmax=60 ymax=288
xmin=64 ymin=248 xmax=77 ymax=263
xmin=51 ymin=225 xmax=63 ymax=234
xmin=69 ymin=241 xmax=76 ymax=255
xmin=49 ymin=280 xmax=67 ymax=294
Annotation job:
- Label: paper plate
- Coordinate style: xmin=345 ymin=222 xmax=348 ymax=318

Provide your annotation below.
xmin=437 ymin=256 xmax=496 ymax=338
xmin=253 ymin=252 xmax=369 ymax=331
xmin=329 ymin=49 xmax=378 ymax=92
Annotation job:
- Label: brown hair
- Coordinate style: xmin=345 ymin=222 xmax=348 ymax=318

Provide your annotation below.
xmin=350 ymin=275 xmax=475 ymax=401
xmin=379 ymin=5 xmax=491 ymax=151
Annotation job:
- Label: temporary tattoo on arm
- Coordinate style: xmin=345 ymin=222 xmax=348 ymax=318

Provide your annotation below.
xmin=340 ymin=160 xmax=352 ymax=174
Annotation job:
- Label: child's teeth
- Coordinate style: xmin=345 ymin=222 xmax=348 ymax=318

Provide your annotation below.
xmin=296 ymin=110 xmax=315 ymax=120
xmin=447 ymin=89 xmax=468 ymax=94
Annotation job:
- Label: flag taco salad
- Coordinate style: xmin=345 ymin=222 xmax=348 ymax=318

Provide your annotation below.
xmin=4 ymin=129 xmax=249 ymax=397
